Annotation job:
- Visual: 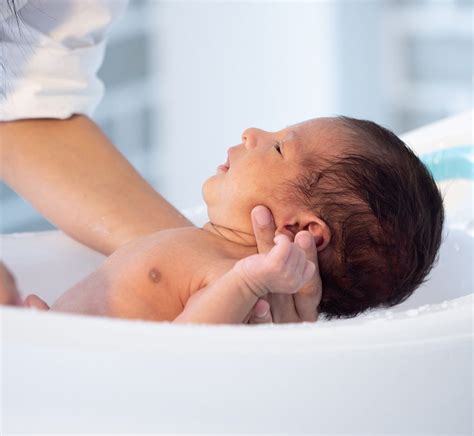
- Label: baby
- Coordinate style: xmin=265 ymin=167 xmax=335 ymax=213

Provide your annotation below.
xmin=1 ymin=116 xmax=444 ymax=323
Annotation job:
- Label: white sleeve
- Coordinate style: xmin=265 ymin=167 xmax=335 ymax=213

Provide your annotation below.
xmin=0 ymin=0 xmax=128 ymax=121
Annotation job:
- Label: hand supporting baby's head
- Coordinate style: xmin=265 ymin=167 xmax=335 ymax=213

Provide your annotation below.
xmin=203 ymin=116 xmax=443 ymax=318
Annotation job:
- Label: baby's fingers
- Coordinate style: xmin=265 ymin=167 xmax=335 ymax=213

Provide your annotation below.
xmin=267 ymin=234 xmax=292 ymax=265
xmin=284 ymin=243 xmax=306 ymax=278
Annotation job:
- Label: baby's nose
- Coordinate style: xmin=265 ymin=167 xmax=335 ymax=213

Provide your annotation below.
xmin=241 ymin=127 xmax=266 ymax=150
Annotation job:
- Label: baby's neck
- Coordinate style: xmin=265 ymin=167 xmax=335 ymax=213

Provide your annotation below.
xmin=202 ymin=222 xmax=257 ymax=250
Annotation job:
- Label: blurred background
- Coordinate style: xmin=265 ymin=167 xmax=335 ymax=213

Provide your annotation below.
xmin=1 ymin=0 xmax=472 ymax=233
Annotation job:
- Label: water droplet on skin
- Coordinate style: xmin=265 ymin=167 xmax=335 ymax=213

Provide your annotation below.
xmin=91 ymin=216 xmax=111 ymax=236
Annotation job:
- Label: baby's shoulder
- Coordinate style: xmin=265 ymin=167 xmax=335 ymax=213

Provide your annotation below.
xmin=123 ymin=226 xmax=229 ymax=269
xmin=144 ymin=226 xmax=219 ymax=257
xmin=154 ymin=227 xmax=237 ymax=295
xmin=166 ymin=227 xmax=234 ymax=268
xmin=161 ymin=227 xmax=237 ymax=286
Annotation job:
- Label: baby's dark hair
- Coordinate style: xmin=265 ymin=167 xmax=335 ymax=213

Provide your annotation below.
xmin=289 ymin=116 xmax=444 ymax=319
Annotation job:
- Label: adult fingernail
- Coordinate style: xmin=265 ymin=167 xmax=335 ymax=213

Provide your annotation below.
xmin=256 ymin=305 xmax=269 ymax=318
xmin=254 ymin=299 xmax=270 ymax=318
xmin=254 ymin=206 xmax=271 ymax=225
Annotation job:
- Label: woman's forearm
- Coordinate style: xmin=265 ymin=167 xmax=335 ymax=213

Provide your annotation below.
xmin=0 ymin=115 xmax=193 ymax=255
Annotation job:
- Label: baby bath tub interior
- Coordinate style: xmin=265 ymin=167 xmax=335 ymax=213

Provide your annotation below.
xmin=1 ymin=111 xmax=473 ymax=434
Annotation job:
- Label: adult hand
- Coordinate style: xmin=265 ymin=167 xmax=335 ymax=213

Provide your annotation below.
xmin=0 ymin=261 xmax=50 ymax=309
xmin=0 ymin=261 xmax=21 ymax=305
xmin=246 ymin=205 xmax=322 ymax=324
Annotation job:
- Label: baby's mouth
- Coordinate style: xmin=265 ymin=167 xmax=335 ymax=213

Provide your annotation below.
xmin=216 ymin=152 xmax=230 ymax=174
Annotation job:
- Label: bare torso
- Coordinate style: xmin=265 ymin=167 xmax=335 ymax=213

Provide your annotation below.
xmin=51 ymin=226 xmax=257 ymax=321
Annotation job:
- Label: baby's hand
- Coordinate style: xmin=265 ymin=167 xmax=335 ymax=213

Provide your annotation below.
xmin=234 ymin=234 xmax=316 ymax=298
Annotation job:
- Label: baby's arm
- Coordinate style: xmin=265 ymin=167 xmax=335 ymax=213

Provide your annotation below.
xmin=174 ymin=235 xmax=315 ymax=324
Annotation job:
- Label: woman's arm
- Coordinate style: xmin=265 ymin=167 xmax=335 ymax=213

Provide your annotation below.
xmin=0 ymin=115 xmax=193 ymax=255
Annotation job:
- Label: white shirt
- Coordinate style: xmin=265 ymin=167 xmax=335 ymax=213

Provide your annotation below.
xmin=0 ymin=0 xmax=128 ymax=121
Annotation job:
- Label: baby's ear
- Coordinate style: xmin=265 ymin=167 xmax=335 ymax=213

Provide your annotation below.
xmin=280 ymin=220 xmax=331 ymax=250
xmin=281 ymin=223 xmax=299 ymax=241
xmin=306 ymin=220 xmax=331 ymax=252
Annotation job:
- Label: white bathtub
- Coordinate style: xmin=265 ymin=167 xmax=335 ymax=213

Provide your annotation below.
xmin=1 ymin=111 xmax=473 ymax=434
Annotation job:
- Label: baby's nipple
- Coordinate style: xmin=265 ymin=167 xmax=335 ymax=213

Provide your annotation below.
xmin=148 ymin=268 xmax=161 ymax=284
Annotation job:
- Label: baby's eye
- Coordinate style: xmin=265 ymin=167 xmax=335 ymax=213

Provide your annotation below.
xmin=274 ymin=142 xmax=283 ymax=155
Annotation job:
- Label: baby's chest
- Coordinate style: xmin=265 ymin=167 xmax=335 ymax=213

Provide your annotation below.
xmin=100 ymin=233 xmax=196 ymax=321
xmin=103 ymin=229 xmax=234 ymax=320
xmin=127 ymin=255 xmax=232 ymax=321
xmin=119 ymin=256 xmax=196 ymax=321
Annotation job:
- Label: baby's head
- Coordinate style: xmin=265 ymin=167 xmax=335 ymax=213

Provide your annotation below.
xmin=203 ymin=116 xmax=444 ymax=318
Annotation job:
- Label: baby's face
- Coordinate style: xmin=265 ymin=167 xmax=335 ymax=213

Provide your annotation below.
xmin=202 ymin=117 xmax=343 ymax=235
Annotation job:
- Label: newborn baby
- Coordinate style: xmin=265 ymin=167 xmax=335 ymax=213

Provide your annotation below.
xmin=2 ymin=116 xmax=444 ymax=323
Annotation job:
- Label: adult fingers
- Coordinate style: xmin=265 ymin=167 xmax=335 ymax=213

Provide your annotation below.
xmin=23 ymin=294 xmax=50 ymax=311
xmin=0 ymin=262 xmax=21 ymax=305
xmin=270 ymin=294 xmax=300 ymax=323
xmin=244 ymin=298 xmax=270 ymax=324
xmin=293 ymin=231 xmax=321 ymax=322
xmin=248 ymin=297 xmax=273 ymax=324
xmin=251 ymin=205 xmax=276 ymax=255
xmin=302 ymin=260 xmax=316 ymax=283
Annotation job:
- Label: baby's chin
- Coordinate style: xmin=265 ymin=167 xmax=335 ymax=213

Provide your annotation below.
xmin=208 ymin=209 xmax=254 ymax=234
xmin=201 ymin=175 xmax=218 ymax=206
xmin=205 ymin=207 xmax=225 ymax=227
